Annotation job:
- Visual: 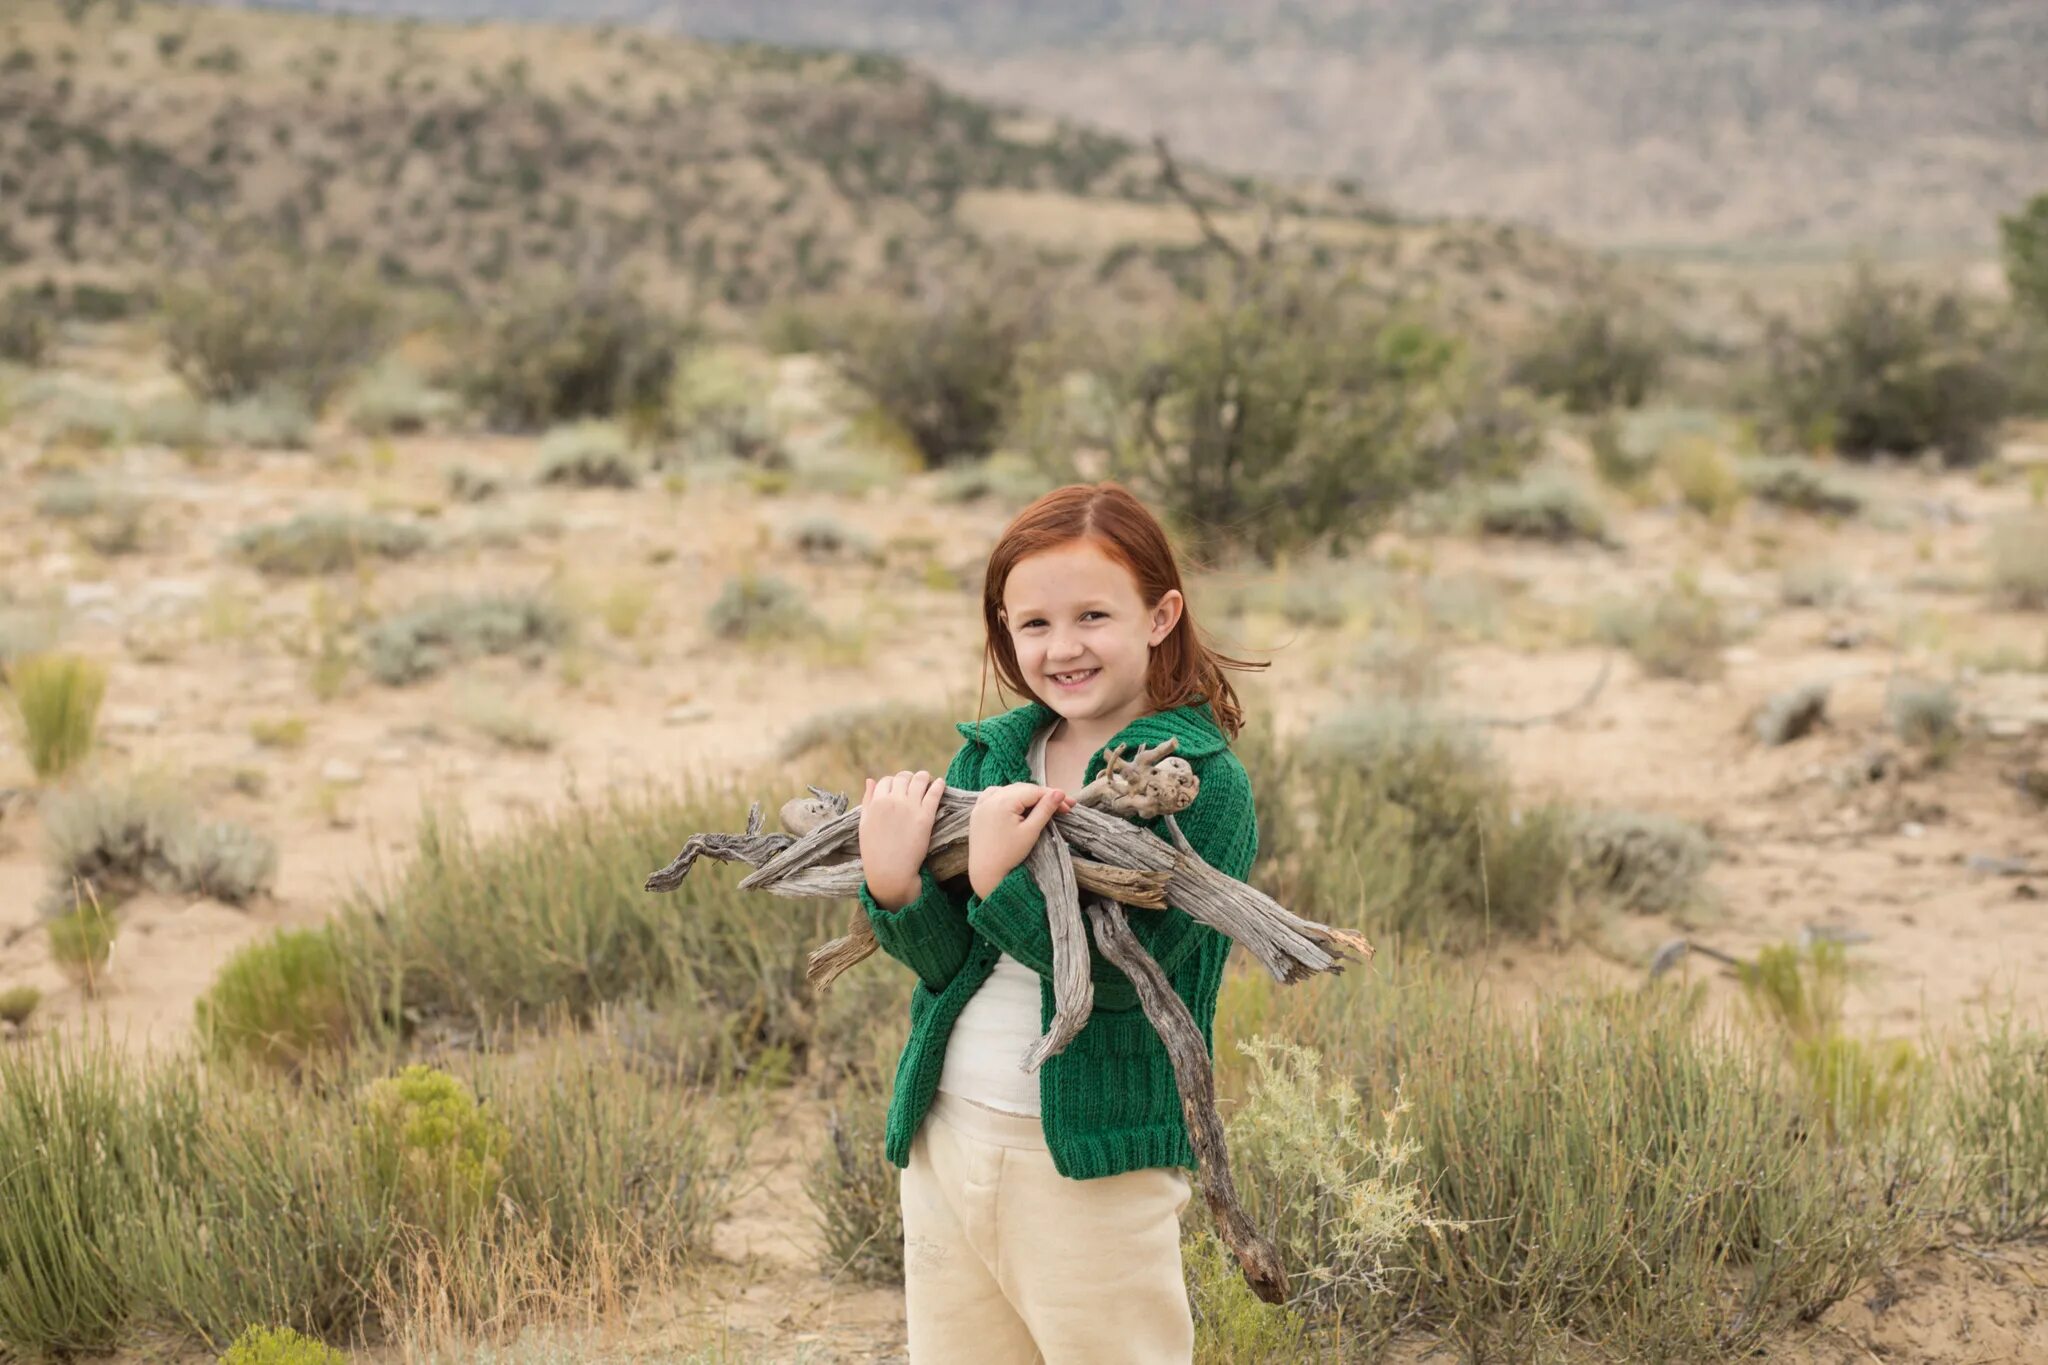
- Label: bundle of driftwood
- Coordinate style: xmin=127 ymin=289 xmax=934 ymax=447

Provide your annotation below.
xmin=645 ymin=737 xmax=1373 ymax=1304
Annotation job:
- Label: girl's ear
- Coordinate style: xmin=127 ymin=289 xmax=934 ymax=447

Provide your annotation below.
xmin=1148 ymin=588 xmax=1184 ymax=646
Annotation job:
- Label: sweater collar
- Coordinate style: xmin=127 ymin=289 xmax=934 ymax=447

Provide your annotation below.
xmin=956 ymin=697 xmax=1229 ymax=781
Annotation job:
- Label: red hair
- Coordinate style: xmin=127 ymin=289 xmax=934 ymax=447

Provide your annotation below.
xmin=976 ymin=482 xmax=1267 ymax=739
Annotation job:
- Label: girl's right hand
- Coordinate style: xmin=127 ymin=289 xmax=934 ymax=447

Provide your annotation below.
xmin=859 ymin=770 xmax=944 ymax=911
xmin=967 ymin=783 xmax=1074 ymax=900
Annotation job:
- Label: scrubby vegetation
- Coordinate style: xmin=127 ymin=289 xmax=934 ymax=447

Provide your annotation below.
xmin=466 ymin=276 xmax=685 ymax=431
xmin=1764 ymin=267 xmax=2011 ymax=467
xmin=160 ymin=246 xmax=388 ymax=410
xmin=1596 ymin=574 xmax=1731 ymax=681
xmin=1509 ymin=299 xmax=1665 ymax=413
xmin=534 ymin=420 xmax=641 ymax=488
xmin=362 ymin=591 xmax=571 ymax=685
xmin=40 ymin=771 xmax=277 ymax=914
xmin=1471 ymin=473 xmax=1610 ymax=543
xmin=230 ymin=513 xmax=429 ymax=577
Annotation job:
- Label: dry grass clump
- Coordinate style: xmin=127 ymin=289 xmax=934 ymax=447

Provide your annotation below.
xmin=6 ymin=650 xmax=105 ymax=779
xmin=230 ymin=513 xmax=429 ymax=577
xmin=1471 ymin=473 xmax=1610 ymax=544
xmin=1742 ymin=455 xmax=1864 ymax=516
xmin=1595 ymin=574 xmax=1730 ymax=681
xmin=1885 ymin=676 xmax=1962 ymax=761
xmin=345 ymin=358 xmax=463 ymax=436
xmin=196 ymin=926 xmax=357 ymax=1072
xmin=534 ymin=421 xmax=641 ymax=488
xmin=205 ymin=391 xmax=316 ymax=450
xmin=803 ymin=1086 xmax=903 ymax=1286
xmin=705 ymin=572 xmax=820 ymax=644
xmin=1987 ymin=513 xmax=2048 ymax=609
xmin=1571 ymin=808 xmax=1714 ymax=916
xmin=362 ymin=592 xmax=571 ymax=686
xmin=1662 ymin=436 xmax=1745 ymax=524
xmin=40 ymin=771 xmax=277 ymax=915
xmin=788 ymin=516 xmax=879 ymax=564
xmin=775 ymin=702 xmax=962 ymax=791
xmin=0 ymin=288 xmax=57 ymax=366
xmin=1779 ymin=560 xmax=1856 ymax=608
xmin=0 ymin=1028 xmax=758 ymax=1358
xmin=1943 ymin=1012 xmax=2048 ymax=1242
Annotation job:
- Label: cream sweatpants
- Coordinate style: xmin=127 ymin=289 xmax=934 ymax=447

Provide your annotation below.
xmin=900 ymin=1090 xmax=1196 ymax=1365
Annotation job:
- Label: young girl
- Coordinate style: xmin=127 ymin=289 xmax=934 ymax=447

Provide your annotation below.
xmin=856 ymin=482 xmax=1265 ymax=1364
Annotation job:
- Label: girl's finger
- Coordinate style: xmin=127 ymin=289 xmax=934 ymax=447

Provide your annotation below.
xmin=921 ymin=778 xmax=946 ymax=811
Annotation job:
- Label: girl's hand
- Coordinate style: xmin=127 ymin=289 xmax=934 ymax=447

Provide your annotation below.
xmin=968 ymin=783 xmax=1075 ymax=900
xmin=859 ymin=770 xmax=944 ymax=911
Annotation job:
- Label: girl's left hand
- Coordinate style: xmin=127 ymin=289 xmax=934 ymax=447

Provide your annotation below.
xmin=967 ymin=782 xmax=1074 ymax=899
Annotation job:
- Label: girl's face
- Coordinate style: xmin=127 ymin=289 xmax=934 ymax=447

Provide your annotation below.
xmin=1000 ymin=540 xmax=1183 ymax=729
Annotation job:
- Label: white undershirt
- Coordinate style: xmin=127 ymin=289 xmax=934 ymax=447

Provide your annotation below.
xmin=935 ymin=714 xmax=1060 ymax=1117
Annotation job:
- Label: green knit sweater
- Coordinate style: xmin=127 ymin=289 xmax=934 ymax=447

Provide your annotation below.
xmin=859 ymin=698 xmax=1259 ymax=1181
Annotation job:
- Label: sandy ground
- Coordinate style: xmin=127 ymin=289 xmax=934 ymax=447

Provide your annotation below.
xmin=7 ymin=349 xmax=2048 ymax=1360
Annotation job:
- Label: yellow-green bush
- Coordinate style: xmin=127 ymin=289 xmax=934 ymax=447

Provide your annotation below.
xmin=196 ymin=927 xmax=358 ymax=1071
xmin=7 ymin=650 xmax=105 ymax=779
xmin=217 ymin=1325 xmax=349 ymax=1365
xmin=358 ymin=1065 xmax=509 ymax=1240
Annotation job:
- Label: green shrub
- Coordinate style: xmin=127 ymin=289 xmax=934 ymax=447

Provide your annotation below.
xmin=1472 ymin=473 xmax=1610 ymax=543
xmin=1572 ymin=808 xmax=1713 ymax=916
xmin=1596 ymin=575 xmax=1729 ymax=681
xmin=196 ymin=928 xmax=355 ymax=1070
xmin=2002 ymin=191 xmax=2048 ymax=327
xmin=444 ymin=464 xmax=504 ymax=503
xmin=161 ymin=248 xmax=389 ymax=409
xmin=217 ymin=1325 xmax=349 ymax=1365
xmin=1246 ymin=705 xmax=1575 ymax=949
xmin=1100 ymin=284 xmax=1538 ymax=561
xmin=789 ymin=516 xmax=877 ymax=563
xmin=817 ymin=287 xmax=1036 ymax=465
xmin=362 ymin=591 xmax=570 ymax=685
xmin=534 ymin=420 xmax=639 ymax=487
xmin=0 ymin=985 xmax=40 ymax=1027
xmin=1509 ymin=300 xmax=1664 ymax=413
xmin=465 ymin=274 xmax=684 ymax=430
xmin=931 ymin=451 xmax=1057 ymax=507
xmin=1742 ymin=455 xmax=1864 ymax=516
xmin=132 ymin=393 xmax=212 ymax=450
xmin=1987 ymin=512 xmax=2048 ymax=609
xmin=0 ymin=289 xmax=57 ymax=366
xmin=230 ymin=513 xmax=428 ymax=577
xmin=6 ymin=651 xmax=105 ymax=778
xmin=706 ymin=572 xmax=818 ymax=644
xmin=1764 ymin=266 xmax=2011 ymax=467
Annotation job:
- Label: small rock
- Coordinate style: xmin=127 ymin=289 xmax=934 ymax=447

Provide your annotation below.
xmin=102 ymin=705 xmax=162 ymax=732
xmin=1964 ymin=853 xmax=2034 ymax=877
xmin=64 ymin=582 xmax=117 ymax=608
xmin=1985 ymin=717 xmax=2030 ymax=739
xmin=1723 ymin=646 xmax=1760 ymax=667
xmin=1753 ymin=683 xmax=1829 ymax=747
xmin=664 ymin=704 xmax=711 ymax=727
xmin=319 ymin=759 xmax=364 ymax=786
xmin=1900 ymin=821 xmax=1927 ymax=839
xmin=373 ymin=745 xmax=411 ymax=765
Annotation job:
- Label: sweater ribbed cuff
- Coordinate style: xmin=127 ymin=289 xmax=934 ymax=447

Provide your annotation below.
xmin=861 ymin=865 xmax=971 ymax=992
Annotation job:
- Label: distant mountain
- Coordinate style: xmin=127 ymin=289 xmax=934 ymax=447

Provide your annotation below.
xmin=2 ymin=0 xmax=1611 ymax=326
xmin=224 ymin=0 xmax=2048 ymax=253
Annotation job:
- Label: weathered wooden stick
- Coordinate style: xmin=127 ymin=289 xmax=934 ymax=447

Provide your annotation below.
xmin=1088 ymin=895 xmax=1289 ymax=1304
xmin=1021 ymin=821 xmax=1091 ymax=1072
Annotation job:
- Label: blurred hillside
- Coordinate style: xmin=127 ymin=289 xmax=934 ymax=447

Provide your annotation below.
xmin=226 ymin=0 xmax=2048 ymax=255
xmin=1 ymin=0 xmax=1619 ymax=325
